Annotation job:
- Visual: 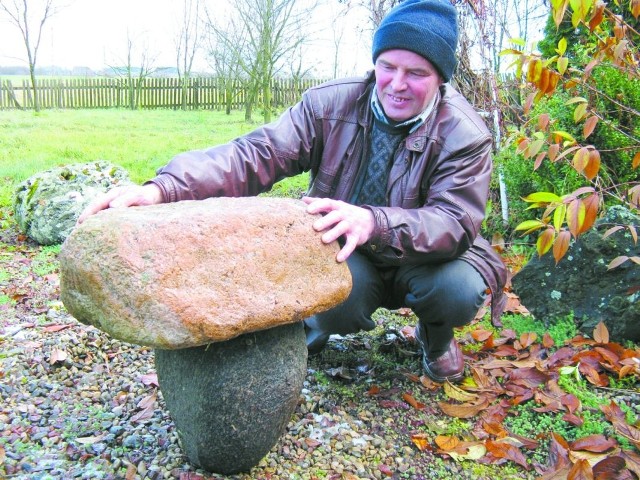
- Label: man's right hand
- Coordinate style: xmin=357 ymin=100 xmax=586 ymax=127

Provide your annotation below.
xmin=77 ymin=184 xmax=163 ymax=224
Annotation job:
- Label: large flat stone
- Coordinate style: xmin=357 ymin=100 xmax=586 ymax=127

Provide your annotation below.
xmin=60 ymin=197 xmax=351 ymax=348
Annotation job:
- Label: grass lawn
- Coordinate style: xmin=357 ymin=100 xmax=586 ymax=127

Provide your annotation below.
xmin=0 ymin=108 xmax=268 ymax=207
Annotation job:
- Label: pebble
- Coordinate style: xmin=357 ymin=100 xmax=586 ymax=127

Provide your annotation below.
xmin=0 ymin=234 xmax=581 ymax=480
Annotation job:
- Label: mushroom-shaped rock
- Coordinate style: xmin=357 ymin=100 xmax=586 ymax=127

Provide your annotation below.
xmin=60 ymin=197 xmax=352 ymax=349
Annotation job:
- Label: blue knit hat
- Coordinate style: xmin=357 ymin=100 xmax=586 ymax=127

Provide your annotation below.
xmin=372 ymin=0 xmax=459 ymax=81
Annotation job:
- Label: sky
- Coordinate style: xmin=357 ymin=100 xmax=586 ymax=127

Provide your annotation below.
xmin=0 ymin=0 xmax=374 ymax=77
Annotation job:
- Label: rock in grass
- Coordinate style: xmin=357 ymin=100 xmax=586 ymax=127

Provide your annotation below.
xmin=60 ymin=196 xmax=351 ymax=348
xmin=155 ymin=322 xmax=307 ymax=475
xmin=13 ymin=161 xmax=132 ymax=245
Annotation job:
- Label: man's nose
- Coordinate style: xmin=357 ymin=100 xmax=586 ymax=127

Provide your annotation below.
xmin=390 ymin=72 xmax=407 ymax=91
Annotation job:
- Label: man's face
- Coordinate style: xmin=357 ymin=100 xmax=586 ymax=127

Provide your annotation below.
xmin=374 ymin=49 xmax=443 ymax=122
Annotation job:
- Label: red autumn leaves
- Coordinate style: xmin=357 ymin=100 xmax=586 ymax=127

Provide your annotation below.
xmin=374 ymin=321 xmax=640 ymax=478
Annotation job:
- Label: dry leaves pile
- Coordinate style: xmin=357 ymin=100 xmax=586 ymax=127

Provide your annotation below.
xmin=373 ymin=320 xmax=640 ymax=479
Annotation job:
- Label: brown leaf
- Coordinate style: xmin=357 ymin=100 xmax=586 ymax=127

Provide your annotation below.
xmin=593 ymin=322 xmax=609 ymax=344
xmin=471 ymin=328 xmax=493 ymax=342
xmin=548 ymin=432 xmax=572 ymax=471
xmin=505 ymin=366 xmax=550 ymax=388
xmin=568 ymin=459 xmax=595 ymax=480
xmin=137 ymin=392 xmax=157 ymax=410
xmin=438 ymin=396 xmax=490 ymax=419
xmin=140 ymin=373 xmax=159 ymax=387
xmin=49 ymin=348 xmax=68 ymax=365
xmin=485 ymin=439 xmax=530 ymax=469
xmin=570 ymin=434 xmax=618 ymax=453
xmin=519 ymin=332 xmax=538 ymax=349
xmin=410 ymin=433 xmax=431 ymax=451
xmin=43 ymin=324 xmax=71 ymax=333
xmin=378 ymin=464 xmax=394 ymax=477
xmin=366 ymin=385 xmax=381 ymax=396
xmin=562 ymin=394 xmax=581 ymax=414
xmin=402 ymin=392 xmax=425 ymax=410
xmin=619 ymin=450 xmax=640 ymax=477
xmin=400 ymin=325 xmax=416 ymax=342
xmin=435 ymin=435 xmax=460 ymax=451
xmin=538 ymin=466 xmax=573 ymax=479
xmin=0 ymin=445 xmax=5 ymax=466
xmin=562 ymin=413 xmax=584 ymax=426
xmin=305 ymin=438 xmax=322 ymax=449
xmin=592 ymin=455 xmax=627 ymax=479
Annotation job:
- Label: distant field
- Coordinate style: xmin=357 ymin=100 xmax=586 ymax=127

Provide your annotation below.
xmin=0 ymin=108 xmax=310 ymax=207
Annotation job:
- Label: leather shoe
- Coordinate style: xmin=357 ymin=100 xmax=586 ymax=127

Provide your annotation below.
xmin=415 ymin=322 xmax=465 ymax=383
xmin=304 ymin=322 xmax=330 ymax=355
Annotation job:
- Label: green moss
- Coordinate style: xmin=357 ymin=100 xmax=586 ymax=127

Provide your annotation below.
xmin=501 ymin=313 xmax=577 ymax=347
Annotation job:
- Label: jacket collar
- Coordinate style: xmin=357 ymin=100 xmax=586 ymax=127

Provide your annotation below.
xmin=358 ymin=72 xmax=443 ymax=152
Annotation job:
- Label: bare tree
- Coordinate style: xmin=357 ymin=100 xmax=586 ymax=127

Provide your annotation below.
xmin=209 ymin=0 xmax=318 ymax=123
xmin=203 ymin=6 xmax=247 ymax=115
xmin=175 ymin=0 xmax=202 ymax=110
xmin=0 ymin=0 xmax=57 ymax=111
xmin=108 ymin=31 xmax=158 ymax=110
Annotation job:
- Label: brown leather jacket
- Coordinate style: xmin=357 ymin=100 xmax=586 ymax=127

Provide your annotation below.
xmin=150 ymin=72 xmax=507 ymax=323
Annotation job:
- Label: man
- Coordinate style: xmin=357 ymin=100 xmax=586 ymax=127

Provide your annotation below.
xmin=79 ymin=0 xmax=507 ymax=383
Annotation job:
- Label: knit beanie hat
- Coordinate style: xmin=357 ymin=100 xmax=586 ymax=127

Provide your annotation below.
xmin=372 ymin=0 xmax=459 ymax=81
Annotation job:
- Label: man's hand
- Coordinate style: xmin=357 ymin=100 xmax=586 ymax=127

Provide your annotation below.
xmin=77 ymin=184 xmax=163 ymax=224
xmin=303 ymin=197 xmax=375 ymax=263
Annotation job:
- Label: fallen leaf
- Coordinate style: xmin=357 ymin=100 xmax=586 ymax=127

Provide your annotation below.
xmin=592 ymin=455 xmax=627 ymax=479
xmin=542 ymin=332 xmax=555 ymax=348
xmin=619 ymin=450 xmax=640 ymax=477
xmin=567 ymin=458 xmax=594 ymax=479
xmin=402 ymin=392 xmax=425 ymax=410
xmin=140 ymin=373 xmax=159 ymax=387
xmin=518 ymin=332 xmax=538 ymax=349
xmin=43 ymin=324 xmax=71 ymax=333
xmin=434 ymin=435 xmax=460 ymax=451
xmin=438 ymin=396 xmax=490 ymax=419
xmin=593 ymin=322 xmax=609 ymax=344
xmin=305 ymin=438 xmax=322 ymax=448
xmin=366 ymin=385 xmax=381 ymax=396
xmin=446 ymin=442 xmax=487 ymax=461
xmin=485 ymin=439 xmax=530 ymax=469
xmin=49 ymin=348 xmax=68 ymax=365
xmin=410 ymin=433 xmax=431 ymax=451
xmin=378 ymin=463 xmax=393 ymax=477
xmin=562 ymin=394 xmax=581 ymax=414
xmin=137 ymin=392 xmax=157 ymax=410
xmin=443 ymin=381 xmax=479 ymax=402
xmin=471 ymin=328 xmax=493 ymax=342
xmin=0 ymin=445 xmax=5 ymax=465
xmin=570 ymin=434 xmax=618 ymax=453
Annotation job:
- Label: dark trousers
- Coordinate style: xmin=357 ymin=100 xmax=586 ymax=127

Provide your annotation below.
xmin=304 ymin=251 xmax=487 ymax=357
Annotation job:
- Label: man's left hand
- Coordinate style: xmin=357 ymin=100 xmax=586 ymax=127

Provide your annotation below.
xmin=303 ymin=197 xmax=375 ymax=263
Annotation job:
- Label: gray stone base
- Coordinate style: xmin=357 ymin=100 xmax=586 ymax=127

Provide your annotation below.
xmin=154 ymin=322 xmax=307 ymax=475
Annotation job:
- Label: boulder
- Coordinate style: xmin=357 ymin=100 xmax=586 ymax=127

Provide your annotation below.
xmin=512 ymin=206 xmax=640 ymax=342
xmin=60 ymin=196 xmax=352 ymax=348
xmin=13 ymin=161 xmax=132 ymax=245
xmin=155 ymin=322 xmax=307 ymax=474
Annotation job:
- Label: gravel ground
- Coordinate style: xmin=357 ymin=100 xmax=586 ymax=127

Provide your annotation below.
xmin=0 ymin=219 xmax=536 ymax=480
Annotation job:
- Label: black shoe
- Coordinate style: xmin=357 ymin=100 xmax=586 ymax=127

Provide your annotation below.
xmin=304 ymin=323 xmax=330 ymax=355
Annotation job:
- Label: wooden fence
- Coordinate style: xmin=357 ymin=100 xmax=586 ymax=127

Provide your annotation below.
xmin=0 ymin=77 xmax=327 ymax=110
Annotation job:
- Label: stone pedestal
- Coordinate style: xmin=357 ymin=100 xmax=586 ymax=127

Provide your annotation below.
xmin=154 ymin=322 xmax=307 ymax=475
